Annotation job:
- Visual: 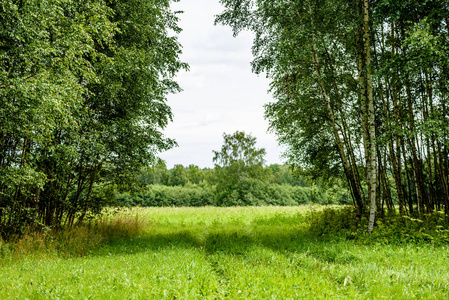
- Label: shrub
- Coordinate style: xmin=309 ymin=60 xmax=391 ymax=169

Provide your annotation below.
xmin=115 ymin=183 xmax=343 ymax=207
xmin=116 ymin=185 xmax=216 ymax=207
xmin=306 ymin=206 xmax=358 ymax=236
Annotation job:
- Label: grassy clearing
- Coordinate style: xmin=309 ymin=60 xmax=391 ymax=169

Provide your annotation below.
xmin=1 ymin=205 xmax=448 ymax=299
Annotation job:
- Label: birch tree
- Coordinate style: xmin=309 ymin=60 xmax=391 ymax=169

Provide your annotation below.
xmin=217 ymin=0 xmax=449 ymax=230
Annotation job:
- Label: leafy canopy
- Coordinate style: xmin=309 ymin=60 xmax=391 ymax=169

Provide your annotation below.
xmin=213 ymin=131 xmax=266 ymax=167
xmin=0 ymin=0 xmax=186 ymax=237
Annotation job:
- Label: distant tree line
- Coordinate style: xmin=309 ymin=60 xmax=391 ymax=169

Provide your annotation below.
xmin=117 ymin=132 xmax=351 ymax=207
xmin=138 ymin=162 xmax=306 ymax=187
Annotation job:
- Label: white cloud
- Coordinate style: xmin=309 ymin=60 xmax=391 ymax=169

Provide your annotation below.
xmin=159 ymin=0 xmax=285 ymax=168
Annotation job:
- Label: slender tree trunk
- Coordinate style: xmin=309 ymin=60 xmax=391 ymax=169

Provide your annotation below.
xmin=362 ymin=0 xmax=377 ymax=233
xmin=405 ymin=83 xmax=425 ymax=215
xmin=390 ymin=22 xmax=406 ymax=216
xmin=423 ymin=71 xmax=435 ymax=212
xmin=323 ymin=45 xmax=365 ymax=207
xmin=307 ymin=3 xmax=364 ymax=215
xmin=437 ymin=141 xmax=449 ymax=214
xmin=380 ymin=148 xmax=394 ymax=213
xmin=401 ymin=139 xmax=414 ymax=214
xmin=357 ymin=27 xmax=370 ymax=206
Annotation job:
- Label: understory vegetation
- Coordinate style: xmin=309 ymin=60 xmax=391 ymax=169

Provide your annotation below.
xmin=116 ymin=183 xmax=351 ymax=207
xmin=1 ymin=206 xmax=448 ymax=299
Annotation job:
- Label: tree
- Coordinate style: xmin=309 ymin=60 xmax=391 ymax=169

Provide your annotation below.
xmin=216 ymin=0 xmax=369 ymax=215
xmin=187 ymin=164 xmax=205 ymax=184
xmin=216 ymin=0 xmax=449 ymax=230
xmin=170 ymin=164 xmax=188 ymax=187
xmin=212 ymin=131 xmax=269 ymax=205
xmin=268 ymin=164 xmax=307 ymax=186
xmin=0 ymin=0 xmax=186 ymax=237
xmin=139 ymin=160 xmax=170 ymax=186
xmin=213 ymin=131 xmax=266 ymax=167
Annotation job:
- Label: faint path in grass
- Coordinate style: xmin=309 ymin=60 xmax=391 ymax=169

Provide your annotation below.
xmin=1 ymin=206 xmax=449 ymax=299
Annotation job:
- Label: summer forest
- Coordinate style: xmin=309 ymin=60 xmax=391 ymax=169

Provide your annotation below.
xmin=1 ymin=0 xmax=449 ymax=298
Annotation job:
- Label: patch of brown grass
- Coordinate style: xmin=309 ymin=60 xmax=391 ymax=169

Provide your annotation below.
xmin=0 ymin=210 xmax=147 ymax=259
xmin=92 ymin=210 xmax=147 ymax=240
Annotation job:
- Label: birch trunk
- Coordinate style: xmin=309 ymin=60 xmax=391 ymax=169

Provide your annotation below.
xmin=363 ymin=0 xmax=377 ymax=233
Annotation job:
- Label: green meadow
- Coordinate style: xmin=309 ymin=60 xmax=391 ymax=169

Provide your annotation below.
xmin=1 ymin=206 xmax=448 ymax=299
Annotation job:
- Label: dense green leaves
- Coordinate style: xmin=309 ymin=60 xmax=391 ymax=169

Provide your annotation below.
xmin=116 ymin=183 xmax=350 ymax=207
xmin=0 ymin=0 xmax=185 ymax=237
xmin=212 ymin=131 xmax=271 ymax=205
xmin=213 ymin=131 xmax=266 ymax=167
xmin=216 ymin=0 xmax=449 ymax=226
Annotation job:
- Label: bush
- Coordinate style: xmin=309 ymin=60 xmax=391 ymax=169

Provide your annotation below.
xmin=115 ymin=183 xmax=345 ymax=207
xmin=116 ymin=184 xmax=216 ymax=207
xmin=216 ymin=178 xmax=271 ymax=206
xmin=306 ymin=206 xmax=359 ymax=236
xmin=303 ymin=206 xmax=449 ymax=245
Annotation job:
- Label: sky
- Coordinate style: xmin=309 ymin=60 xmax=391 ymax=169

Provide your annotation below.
xmin=159 ymin=0 xmax=286 ymax=169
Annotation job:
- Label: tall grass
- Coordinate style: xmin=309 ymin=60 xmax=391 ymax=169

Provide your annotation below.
xmin=0 ymin=208 xmax=146 ymax=260
xmin=1 ymin=205 xmax=448 ymax=299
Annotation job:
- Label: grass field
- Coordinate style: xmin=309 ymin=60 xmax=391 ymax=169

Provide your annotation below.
xmin=1 ymin=206 xmax=448 ymax=299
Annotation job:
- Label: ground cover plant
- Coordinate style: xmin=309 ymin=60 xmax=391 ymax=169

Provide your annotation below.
xmin=1 ymin=205 xmax=448 ymax=299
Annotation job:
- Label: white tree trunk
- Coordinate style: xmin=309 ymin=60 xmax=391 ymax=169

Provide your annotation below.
xmin=364 ymin=0 xmax=377 ymax=233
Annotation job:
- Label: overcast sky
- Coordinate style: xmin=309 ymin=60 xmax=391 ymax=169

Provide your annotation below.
xmin=159 ymin=0 xmax=285 ymax=168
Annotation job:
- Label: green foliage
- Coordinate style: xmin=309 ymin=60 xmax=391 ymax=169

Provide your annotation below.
xmin=0 ymin=0 xmax=116 ymax=237
xmin=216 ymin=0 xmax=357 ymax=181
xmin=215 ymin=179 xmax=301 ymax=206
xmin=267 ymin=164 xmax=307 ymax=186
xmin=186 ymin=164 xmax=205 ymax=184
xmin=306 ymin=206 xmax=449 ymax=245
xmin=306 ymin=206 xmax=360 ymax=236
xmin=212 ymin=131 xmax=272 ymax=204
xmin=213 ymin=131 xmax=266 ymax=167
xmin=138 ymin=160 xmax=170 ymax=186
xmin=139 ymin=163 xmax=209 ymax=186
xmin=116 ymin=183 xmax=349 ymax=207
xmin=216 ymin=0 xmax=449 ymax=224
xmin=116 ymin=184 xmax=216 ymax=207
xmin=169 ymin=164 xmax=188 ymax=186
xmin=354 ymin=213 xmax=449 ymax=245
xmin=131 ymin=155 xmax=350 ymax=208
xmin=0 ymin=0 xmax=185 ymax=238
